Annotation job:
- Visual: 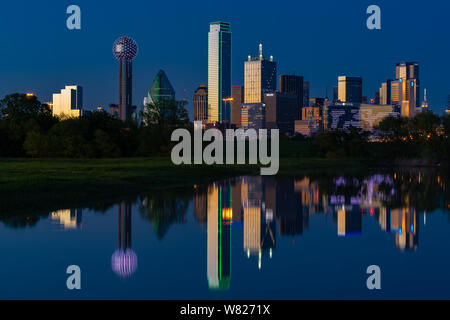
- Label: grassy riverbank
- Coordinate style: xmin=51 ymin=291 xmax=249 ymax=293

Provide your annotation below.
xmin=0 ymin=157 xmax=367 ymax=193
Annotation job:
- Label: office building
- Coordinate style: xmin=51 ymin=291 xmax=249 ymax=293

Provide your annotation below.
xmin=279 ymin=75 xmax=304 ymax=118
xmin=360 ymin=104 xmax=401 ymax=131
xmin=303 ymin=81 xmax=310 ymax=107
xmin=148 ymin=69 xmax=176 ymax=104
xmin=194 ymin=84 xmax=208 ymax=123
xmin=231 ymin=86 xmax=244 ymax=128
xmin=333 ymin=85 xmax=339 ymax=102
xmin=338 ymin=76 xmax=362 ymax=103
xmin=244 ymin=44 xmax=277 ymax=104
xmin=52 ymin=85 xmax=83 ymax=118
xmin=394 ymin=62 xmax=420 ymax=118
xmin=241 ymin=103 xmax=265 ymax=130
xmin=113 ymin=36 xmax=138 ymax=121
xmin=264 ymin=92 xmax=298 ymax=135
xmin=323 ymin=102 xmax=400 ymax=131
xmin=379 ymin=80 xmax=392 ymax=105
xmin=208 ymin=22 xmax=232 ymax=123
xmin=295 ymin=118 xmax=321 ymax=136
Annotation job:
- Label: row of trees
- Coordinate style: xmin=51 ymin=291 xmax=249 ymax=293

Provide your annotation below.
xmin=1 ymin=93 xmax=449 ymax=162
xmin=290 ymin=112 xmax=450 ymax=162
xmin=0 ymin=93 xmax=191 ymax=158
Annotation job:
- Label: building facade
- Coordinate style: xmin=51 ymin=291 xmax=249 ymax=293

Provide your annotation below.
xmin=379 ymin=80 xmax=392 ymax=105
xmin=394 ymin=62 xmax=420 ymax=118
xmin=279 ymin=75 xmax=304 ymax=119
xmin=52 ymin=85 xmax=83 ymax=118
xmin=241 ymin=103 xmax=265 ymax=130
xmin=264 ymin=92 xmax=298 ymax=135
xmin=208 ymin=22 xmax=232 ymax=124
xmin=148 ymin=69 xmax=176 ymax=104
xmin=194 ymin=84 xmax=208 ymax=123
xmin=244 ymin=44 xmax=277 ymax=104
xmin=323 ymin=102 xmax=400 ymax=131
xmin=231 ymin=86 xmax=244 ymax=128
xmin=338 ymin=76 xmax=362 ymax=104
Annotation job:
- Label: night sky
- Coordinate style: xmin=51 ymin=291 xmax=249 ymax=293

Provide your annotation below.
xmin=1 ymin=0 xmax=449 ymax=116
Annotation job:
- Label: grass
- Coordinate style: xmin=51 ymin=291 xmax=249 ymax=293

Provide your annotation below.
xmin=0 ymin=157 xmax=368 ymax=215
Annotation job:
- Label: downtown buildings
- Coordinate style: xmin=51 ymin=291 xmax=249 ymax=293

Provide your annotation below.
xmin=195 ymin=21 xmax=434 ymax=136
xmin=52 ymin=85 xmax=83 ymax=118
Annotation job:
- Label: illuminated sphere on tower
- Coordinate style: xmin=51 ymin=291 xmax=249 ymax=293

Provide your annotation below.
xmin=113 ymin=36 xmax=138 ymax=61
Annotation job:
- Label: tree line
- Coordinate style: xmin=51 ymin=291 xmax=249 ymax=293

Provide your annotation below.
xmin=0 ymin=93 xmax=191 ymax=158
xmin=1 ymin=93 xmax=449 ymax=162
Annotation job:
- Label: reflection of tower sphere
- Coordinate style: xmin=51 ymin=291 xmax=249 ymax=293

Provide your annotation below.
xmin=111 ymin=249 xmax=138 ymax=278
xmin=113 ymin=36 xmax=138 ymax=61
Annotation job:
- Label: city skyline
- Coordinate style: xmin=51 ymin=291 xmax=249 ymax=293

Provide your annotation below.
xmin=1 ymin=0 xmax=449 ymax=116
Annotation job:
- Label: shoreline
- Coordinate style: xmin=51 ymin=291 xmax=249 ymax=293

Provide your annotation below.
xmin=0 ymin=157 xmax=446 ymax=214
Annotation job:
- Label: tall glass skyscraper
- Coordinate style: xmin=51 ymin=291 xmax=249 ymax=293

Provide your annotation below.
xmin=208 ymin=22 xmax=232 ymax=124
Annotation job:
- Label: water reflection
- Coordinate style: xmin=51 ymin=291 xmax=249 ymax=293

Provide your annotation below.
xmin=192 ymin=170 xmax=448 ymax=290
xmin=51 ymin=209 xmax=83 ymax=230
xmin=111 ymin=202 xmax=138 ymax=278
xmin=0 ymin=169 xmax=448 ymax=297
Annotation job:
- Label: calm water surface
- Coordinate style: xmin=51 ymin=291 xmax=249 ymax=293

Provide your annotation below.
xmin=1 ymin=169 xmax=449 ymax=299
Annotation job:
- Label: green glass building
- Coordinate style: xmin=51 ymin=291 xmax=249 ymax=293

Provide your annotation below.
xmin=147 ymin=69 xmax=176 ymax=104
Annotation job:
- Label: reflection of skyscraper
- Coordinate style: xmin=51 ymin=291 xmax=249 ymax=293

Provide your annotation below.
xmin=51 ymin=209 xmax=82 ymax=230
xmin=336 ymin=206 xmax=362 ymax=237
xmin=113 ymin=36 xmax=138 ymax=121
xmin=390 ymin=207 xmax=419 ymax=251
xmin=208 ymin=22 xmax=232 ymax=123
xmin=242 ymin=177 xmax=275 ymax=269
xmin=277 ymin=180 xmax=308 ymax=236
xmin=193 ymin=191 xmax=207 ymax=226
xmin=111 ymin=202 xmax=138 ymax=278
xmin=207 ymin=182 xmax=231 ymax=290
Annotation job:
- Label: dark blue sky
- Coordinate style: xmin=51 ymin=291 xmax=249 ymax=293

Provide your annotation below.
xmin=0 ymin=0 xmax=449 ymax=116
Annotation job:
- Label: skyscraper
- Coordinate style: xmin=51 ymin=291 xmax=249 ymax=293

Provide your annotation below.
xmin=194 ymin=84 xmax=208 ymax=123
xmin=147 ymin=70 xmax=176 ymax=104
xmin=394 ymin=62 xmax=420 ymax=118
xmin=379 ymin=80 xmax=392 ymax=105
xmin=52 ymin=85 xmax=83 ymax=118
xmin=264 ymin=92 xmax=298 ymax=135
xmin=208 ymin=22 xmax=232 ymax=124
xmin=279 ymin=75 xmax=304 ymax=119
xmin=113 ymin=36 xmax=138 ymax=121
xmin=231 ymin=86 xmax=244 ymax=128
xmin=303 ymin=81 xmax=310 ymax=107
xmin=244 ymin=44 xmax=277 ymax=104
xmin=338 ymin=76 xmax=362 ymax=103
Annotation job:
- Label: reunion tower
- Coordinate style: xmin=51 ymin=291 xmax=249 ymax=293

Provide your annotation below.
xmin=113 ymin=36 xmax=138 ymax=121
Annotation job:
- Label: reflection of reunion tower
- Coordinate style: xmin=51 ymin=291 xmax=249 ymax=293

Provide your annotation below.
xmin=113 ymin=36 xmax=138 ymax=121
xmin=111 ymin=202 xmax=138 ymax=278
